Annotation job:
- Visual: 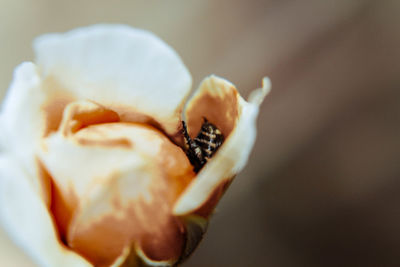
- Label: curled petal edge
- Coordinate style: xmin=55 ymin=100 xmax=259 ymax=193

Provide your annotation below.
xmin=110 ymin=215 xmax=208 ymax=267
xmin=111 ymin=245 xmax=176 ymax=267
xmin=173 ymin=76 xmax=270 ymax=216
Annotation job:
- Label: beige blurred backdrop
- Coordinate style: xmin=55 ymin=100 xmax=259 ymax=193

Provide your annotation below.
xmin=1 ymin=0 xmax=400 ymax=266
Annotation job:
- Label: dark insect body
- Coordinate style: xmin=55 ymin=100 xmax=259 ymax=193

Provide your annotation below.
xmin=182 ymin=118 xmax=224 ymax=172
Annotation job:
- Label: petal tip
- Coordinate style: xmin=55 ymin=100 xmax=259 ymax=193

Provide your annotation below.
xmin=262 ymin=76 xmax=272 ymax=94
xmin=248 ymin=76 xmax=271 ymax=105
xmin=10 ymin=62 xmax=40 ymax=86
xmin=172 ymin=202 xmax=188 ymax=216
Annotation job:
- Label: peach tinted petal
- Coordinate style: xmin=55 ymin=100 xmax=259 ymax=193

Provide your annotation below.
xmin=174 ymin=77 xmax=270 ymax=215
xmin=39 ymin=119 xmax=195 ymax=265
xmin=67 ymin=159 xmax=184 ymax=266
xmin=0 ymin=156 xmax=91 ymax=267
xmin=34 ymin=24 xmax=192 ymax=136
xmin=184 ymin=75 xmax=239 ymax=139
xmin=40 ymin=129 xmax=148 ymax=239
xmin=59 ymin=101 xmax=120 ymax=136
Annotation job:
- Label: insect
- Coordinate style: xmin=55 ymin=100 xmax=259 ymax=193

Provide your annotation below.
xmin=182 ymin=118 xmax=224 ymax=172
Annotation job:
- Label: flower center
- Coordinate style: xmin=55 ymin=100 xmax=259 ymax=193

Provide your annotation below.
xmin=38 ymin=100 xmax=195 ymax=266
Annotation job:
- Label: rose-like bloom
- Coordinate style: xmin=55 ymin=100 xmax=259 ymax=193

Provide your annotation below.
xmin=0 ymin=25 xmax=270 ymax=267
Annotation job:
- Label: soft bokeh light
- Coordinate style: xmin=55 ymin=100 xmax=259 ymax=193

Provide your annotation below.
xmin=1 ymin=0 xmax=399 ymax=266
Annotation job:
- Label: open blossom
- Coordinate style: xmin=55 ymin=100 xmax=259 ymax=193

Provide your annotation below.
xmin=0 ymin=24 xmax=270 ymax=266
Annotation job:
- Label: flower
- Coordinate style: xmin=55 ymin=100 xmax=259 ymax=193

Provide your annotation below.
xmin=0 ymin=24 xmax=270 ymax=267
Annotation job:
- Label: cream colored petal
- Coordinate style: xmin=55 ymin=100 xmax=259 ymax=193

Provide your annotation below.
xmin=39 ymin=133 xmax=145 ymax=264
xmin=34 ymin=24 xmax=192 ymax=136
xmin=67 ymin=154 xmax=183 ymax=266
xmin=40 ymin=128 xmax=145 ymax=211
xmin=39 ymin=120 xmax=194 ymax=266
xmin=174 ymin=76 xmax=270 ymax=215
xmin=0 ymin=156 xmax=91 ymax=267
xmin=0 ymin=62 xmax=52 ymax=205
xmin=1 ymin=62 xmax=43 ymax=159
xmin=57 ymin=100 xmax=120 ymax=137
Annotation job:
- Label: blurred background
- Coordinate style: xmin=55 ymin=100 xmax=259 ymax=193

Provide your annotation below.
xmin=1 ymin=0 xmax=400 ymax=266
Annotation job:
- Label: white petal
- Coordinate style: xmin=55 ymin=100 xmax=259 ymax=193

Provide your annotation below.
xmin=173 ymin=76 xmax=270 ymax=215
xmin=248 ymin=77 xmax=271 ymax=105
xmin=0 ymin=113 xmax=5 ymax=152
xmin=0 ymin=62 xmax=51 ymax=204
xmin=0 ymin=156 xmax=91 ymax=267
xmin=34 ymin=24 xmax=192 ymax=135
xmin=1 ymin=62 xmax=43 ymax=169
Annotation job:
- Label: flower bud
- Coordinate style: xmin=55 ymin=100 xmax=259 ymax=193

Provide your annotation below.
xmin=0 ymin=25 xmax=269 ymax=266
